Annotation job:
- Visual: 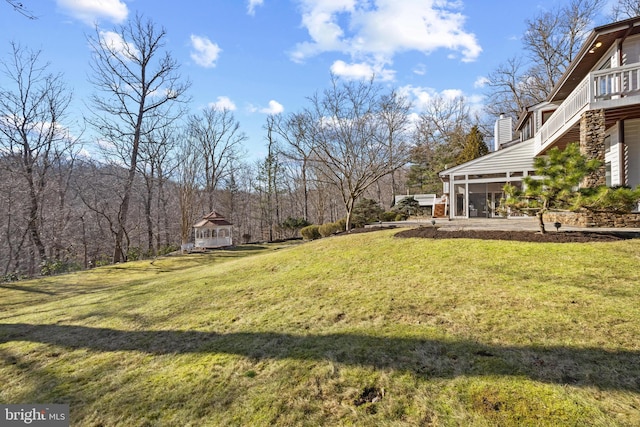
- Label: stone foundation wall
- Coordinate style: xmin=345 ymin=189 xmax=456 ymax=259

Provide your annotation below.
xmin=544 ymin=211 xmax=640 ymax=228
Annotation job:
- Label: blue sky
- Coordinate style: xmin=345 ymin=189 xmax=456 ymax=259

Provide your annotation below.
xmin=0 ymin=0 xmax=615 ymax=160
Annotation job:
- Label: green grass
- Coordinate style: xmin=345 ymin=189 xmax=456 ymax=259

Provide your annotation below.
xmin=1 ymin=231 xmax=639 ymax=426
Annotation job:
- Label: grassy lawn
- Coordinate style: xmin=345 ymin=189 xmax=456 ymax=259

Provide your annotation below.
xmin=1 ymin=230 xmax=639 ymax=426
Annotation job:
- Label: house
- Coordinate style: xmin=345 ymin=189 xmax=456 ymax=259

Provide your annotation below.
xmin=439 ymin=16 xmax=640 ymax=224
xmin=193 ymin=211 xmax=233 ymax=248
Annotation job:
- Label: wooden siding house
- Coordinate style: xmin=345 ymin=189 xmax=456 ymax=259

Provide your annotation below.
xmin=440 ymin=17 xmax=640 ymax=220
xmin=193 ymin=212 xmax=233 ymax=249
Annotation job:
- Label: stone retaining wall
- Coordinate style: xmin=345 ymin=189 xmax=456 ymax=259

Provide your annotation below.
xmin=544 ymin=211 xmax=640 ymax=228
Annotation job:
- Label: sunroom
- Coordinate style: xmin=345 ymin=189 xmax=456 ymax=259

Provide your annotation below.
xmin=439 ymin=139 xmax=536 ymax=219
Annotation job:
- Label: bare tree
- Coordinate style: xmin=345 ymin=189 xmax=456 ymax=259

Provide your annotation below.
xmin=407 ymin=95 xmax=473 ymax=194
xmin=137 ymin=125 xmax=178 ymax=255
xmin=187 ymin=106 xmax=246 ymax=213
xmin=87 ymin=14 xmax=189 ymax=263
xmin=610 ymin=0 xmax=640 ymax=20
xmin=522 ymin=0 xmax=604 ymax=96
xmin=175 ymin=137 xmax=201 ymax=250
xmin=3 ymin=0 xmax=37 ymax=19
xmin=220 ymin=162 xmax=256 ymax=244
xmin=0 ymin=43 xmax=74 ymax=271
xmin=307 ymin=76 xmax=410 ymax=231
xmin=483 ymin=57 xmax=538 ymax=119
xmin=485 ymin=0 xmax=604 ymax=120
xmin=270 ymin=111 xmax=316 ymax=221
xmin=256 ymin=117 xmax=283 ymax=241
xmin=377 ymin=89 xmax=412 ymax=207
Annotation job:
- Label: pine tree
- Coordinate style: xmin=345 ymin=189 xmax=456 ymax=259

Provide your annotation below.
xmin=501 ymin=143 xmax=600 ymax=234
xmin=456 ymin=125 xmax=488 ymax=165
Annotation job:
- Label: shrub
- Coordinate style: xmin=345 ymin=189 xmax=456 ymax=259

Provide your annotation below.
xmin=351 ymin=198 xmax=384 ymax=228
xmin=395 ymin=213 xmax=408 ymax=221
xmin=393 ymin=196 xmax=420 ymax=217
xmin=319 ymin=222 xmax=342 ymax=237
xmin=126 ymin=247 xmax=143 ymax=261
xmin=300 ymin=224 xmax=321 ymax=240
xmin=381 ymin=211 xmax=397 ymax=221
xmin=281 ymin=217 xmax=311 ymax=231
xmin=40 ymin=259 xmax=80 ymax=276
xmin=335 ymin=218 xmax=347 ymax=231
xmin=575 ymin=185 xmax=640 ymax=213
xmin=2 ymin=272 xmax=20 ymax=283
xmin=158 ymin=244 xmax=180 ymax=256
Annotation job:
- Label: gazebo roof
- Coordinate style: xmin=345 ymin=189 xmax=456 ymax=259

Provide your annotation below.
xmin=193 ymin=211 xmax=233 ymax=228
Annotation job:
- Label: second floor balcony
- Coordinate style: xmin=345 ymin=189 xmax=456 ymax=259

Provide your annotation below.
xmin=535 ymin=62 xmax=640 ymax=155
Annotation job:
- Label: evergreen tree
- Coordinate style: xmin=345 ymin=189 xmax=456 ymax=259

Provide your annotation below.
xmin=456 ymin=126 xmax=489 ymax=165
xmin=501 ymin=143 xmax=600 ymax=234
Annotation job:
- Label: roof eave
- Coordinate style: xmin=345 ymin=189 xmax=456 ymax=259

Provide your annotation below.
xmin=548 ymin=17 xmax=640 ymax=102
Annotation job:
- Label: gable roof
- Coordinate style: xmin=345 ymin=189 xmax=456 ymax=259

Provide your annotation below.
xmin=439 ymin=139 xmax=535 ymax=178
xmin=193 ymin=211 xmax=233 ymax=227
xmin=549 ymin=16 xmax=640 ymax=103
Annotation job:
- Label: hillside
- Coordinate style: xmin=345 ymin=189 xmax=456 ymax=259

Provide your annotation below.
xmin=1 ymin=229 xmax=640 ymax=426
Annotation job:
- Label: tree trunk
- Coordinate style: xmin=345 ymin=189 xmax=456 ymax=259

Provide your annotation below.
xmin=144 ymin=170 xmax=155 ymax=256
xmin=345 ymin=197 xmax=355 ymax=232
xmin=302 ymin=159 xmax=309 ymax=221
xmin=27 ymin=184 xmax=46 ymax=262
xmin=537 ymin=211 xmax=546 ymax=234
xmin=113 ymin=131 xmax=141 ymax=263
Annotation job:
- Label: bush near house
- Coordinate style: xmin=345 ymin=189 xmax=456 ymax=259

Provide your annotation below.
xmin=392 ymin=196 xmax=421 ymax=218
xmin=380 ymin=211 xmax=398 ymax=222
xmin=280 ymin=217 xmax=311 ymax=238
xmin=300 ymin=224 xmax=321 ymax=240
xmin=319 ymin=222 xmax=343 ymax=237
xmin=574 ymin=185 xmax=640 ymax=213
xmin=351 ymin=198 xmax=384 ymax=228
xmin=502 ymin=143 xmax=640 ymax=232
xmin=501 ymin=143 xmax=600 ymax=233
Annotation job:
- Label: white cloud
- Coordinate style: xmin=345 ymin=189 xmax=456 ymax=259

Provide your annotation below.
xmin=57 ymin=0 xmax=128 ymax=25
xmin=412 ymin=64 xmax=427 ymax=76
xmin=401 ymin=85 xmax=486 ymax=118
xmin=260 ymin=100 xmax=284 ymax=114
xmin=441 ymin=89 xmax=464 ymax=100
xmin=290 ymin=0 xmax=355 ymax=62
xmin=474 ymin=76 xmax=489 ymax=88
xmin=77 ymin=148 xmax=93 ymax=159
xmin=400 ymin=85 xmax=458 ymax=110
xmin=98 ymin=31 xmax=139 ymax=59
xmin=330 ymin=60 xmax=394 ymax=81
xmin=190 ymin=35 xmax=222 ymax=68
xmin=250 ymin=100 xmax=284 ymax=114
xmin=209 ymin=96 xmax=237 ymax=111
xmin=401 ymin=85 xmax=437 ymax=111
xmin=291 ymin=0 xmax=481 ymax=79
xmin=247 ymin=0 xmax=264 ymax=15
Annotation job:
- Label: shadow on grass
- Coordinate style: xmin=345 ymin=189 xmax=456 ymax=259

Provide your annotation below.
xmin=1 ymin=323 xmax=639 ymax=392
xmin=224 ymin=245 xmax=269 ymax=251
xmin=0 ymin=284 xmax=56 ymax=295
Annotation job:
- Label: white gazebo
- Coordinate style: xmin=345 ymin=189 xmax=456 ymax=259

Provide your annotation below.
xmin=193 ymin=211 xmax=233 ymax=248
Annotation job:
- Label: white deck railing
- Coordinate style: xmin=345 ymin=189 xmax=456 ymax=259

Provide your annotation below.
xmin=535 ymin=63 xmax=640 ymax=154
xmin=535 ymin=76 xmax=590 ymax=154
xmin=592 ymin=62 xmax=640 ymax=99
